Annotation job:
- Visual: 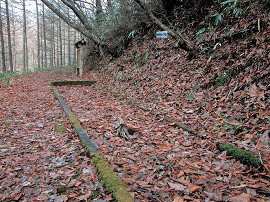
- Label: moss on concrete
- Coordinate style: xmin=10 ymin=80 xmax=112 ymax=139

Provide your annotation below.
xmin=69 ymin=113 xmax=83 ymax=130
xmin=92 ymin=154 xmax=133 ymax=202
xmin=51 ymin=85 xmax=133 ymax=201
xmin=216 ymin=142 xmax=266 ymax=168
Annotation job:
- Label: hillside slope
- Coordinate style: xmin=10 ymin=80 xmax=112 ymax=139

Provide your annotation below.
xmin=67 ymin=19 xmax=269 ymax=199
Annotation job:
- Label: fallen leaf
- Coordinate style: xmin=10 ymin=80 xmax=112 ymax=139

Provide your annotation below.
xmin=173 ymin=196 xmax=185 ymax=202
xmin=167 ymin=182 xmax=187 ymax=191
xmin=189 ymin=184 xmax=200 ymax=193
xmin=77 ymin=193 xmax=91 ymax=200
xmin=228 ymin=193 xmax=252 ymax=202
xmin=54 ymin=195 xmax=68 ymax=202
xmin=69 ymin=193 xmax=78 ymax=198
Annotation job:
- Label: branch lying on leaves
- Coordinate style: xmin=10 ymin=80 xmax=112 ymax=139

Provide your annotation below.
xmin=114 ymin=112 xmax=137 ymax=141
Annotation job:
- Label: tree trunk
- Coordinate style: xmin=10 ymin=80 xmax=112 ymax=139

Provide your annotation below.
xmin=0 ymin=1 xmax=6 ymax=73
xmin=96 ymin=0 xmax=103 ymax=25
xmin=107 ymin=0 xmax=112 ymax=9
xmin=43 ymin=4 xmax=47 ymax=68
xmin=56 ymin=18 xmax=59 ymax=67
xmin=35 ymin=0 xmax=40 ymax=69
xmin=23 ymin=0 xmax=28 ymax=71
xmin=73 ymin=24 xmax=76 ymax=64
xmin=40 ymin=18 xmax=44 ymax=69
xmin=5 ymin=0 xmax=13 ymax=72
xmin=67 ymin=10 xmax=71 ymax=65
xmin=59 ymin=17 xmax=63 ymax=66
xmin=11 ymin=3 xmax=16 ymax=71
xmin=51 ymin=16 xmax=55 ymax=67
xmin=63 ymin=23 xmax=66 ymax=66
xmin=133 ymin=0 xmax=198 ymax=53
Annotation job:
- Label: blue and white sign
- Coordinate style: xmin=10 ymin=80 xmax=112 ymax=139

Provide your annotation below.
xmin=156 ymin=31 xmax=168 ymax=39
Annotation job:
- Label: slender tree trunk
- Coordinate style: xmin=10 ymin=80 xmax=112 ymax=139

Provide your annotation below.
xmin=23 ymin=0 xmax=28 ymax=70
xmin=40 ymin=19 xmax=44 ymax=69
xmin=63 ymin=23 xmax=65 ymax=65
xmin=51 ymin=16 xmax=55 ymax=67
xmin=36 ymin=0 xmax=40 ymax=68
xmin=67 ymin=10 xmax=71 ymax=65
xmin=43 ymin=4 xmax=47 ymax=68
xmin=107 ymin=0 xmax=112 ymax=9
xmin=73 ymin=29 xmax=76 ymax=64
xmin=96 ymin=0 xmax=103 ymax=25
xmin=5 ymin=0 xmax=13 ymax=72
xmin=11 ymin=2 xmax=16 ymax=71
xmin=59 ymin=17 xmax=63 ymax=66
xmin=56 ymin=18 xmax=59 ymax=66
xmin=0 ymin=1 xmax=6 ymax=73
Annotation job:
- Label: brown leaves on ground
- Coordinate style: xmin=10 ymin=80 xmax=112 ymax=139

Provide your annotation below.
xmin=52 ymin=24 xmax=269 ymax=200
xmin=0 ymin=69 xmax=110 ymax=201
xmin=1 ymin=13 xmax=270 ymax=201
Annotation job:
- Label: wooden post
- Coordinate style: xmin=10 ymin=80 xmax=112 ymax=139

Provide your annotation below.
xmin=76 ymin=48 xmax=82 ymax=76
xmin=75 ymin=39 xmax=86 ymax=77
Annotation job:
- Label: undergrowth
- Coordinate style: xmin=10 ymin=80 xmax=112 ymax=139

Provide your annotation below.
xmin=0 ymin=64 xmax=75 ymax=87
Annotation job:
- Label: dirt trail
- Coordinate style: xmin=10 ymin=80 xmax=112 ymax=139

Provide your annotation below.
xmin=0 ymin=68 xmax=110 ymax=201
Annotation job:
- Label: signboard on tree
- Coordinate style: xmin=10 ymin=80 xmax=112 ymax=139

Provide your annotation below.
xmin=156 ymin=31 xmax=168 ymax=39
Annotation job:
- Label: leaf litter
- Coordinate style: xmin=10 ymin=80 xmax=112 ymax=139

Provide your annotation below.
xmin=57 ymin=27 xmax=269 ymax=200
xmin=0 ymin=69 xmax=111 ymax=201
xmin=0 ymin=18 xmax=270 ymax=202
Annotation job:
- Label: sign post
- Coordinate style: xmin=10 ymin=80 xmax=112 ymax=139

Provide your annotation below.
xmin=156 ymin=31 xmax=168 ymax=39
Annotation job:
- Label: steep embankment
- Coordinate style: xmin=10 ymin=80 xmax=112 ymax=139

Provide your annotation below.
xmin=59 ymin=23 xmax=269 ymax=200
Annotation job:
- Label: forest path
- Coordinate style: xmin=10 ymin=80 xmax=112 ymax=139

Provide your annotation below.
xmin=0 ymin=67 xmax=110 ymax=201
xmin=1 ymin=65 xmax=269 ymax=201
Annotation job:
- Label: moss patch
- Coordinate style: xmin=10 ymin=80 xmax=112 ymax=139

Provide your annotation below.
xmin=89 ymin=191 xmax=100 ymax=200
xmin=92 ymin=154 xmax=133 ymax=202
xmin=69 ymin=113 xmax=83 ymax=130
xmin=57 ymin=186 xmax=68 ymax=194
xmin=54 ymin=123 xmax=66 ymax=132
xmin=54 ymin=114 xmax=62 ymax=119
xmin=216 ymin=142 xmax=266 ymax=168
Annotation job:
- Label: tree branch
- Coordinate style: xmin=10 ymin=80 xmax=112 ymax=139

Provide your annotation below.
xmin=60 ymin=0 xmax=93 ymax=31
xmin=40 ymin=0 xmax=102 ymax=46
xmin=133 ymin=0 xmax=197 ymax=52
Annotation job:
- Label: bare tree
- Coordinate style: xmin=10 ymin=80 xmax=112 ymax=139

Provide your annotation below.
xmin=0 ymin=0 xmax=6 ymax=73
xmin=59 ymin=16 xmax=63 ymax=66
xmin=22 ymin=0 xmax=28 ymax=70
xmin=5 ymin=0 xmax=13 ymax=72
xmin=43 ymin=3 xmax=47 ymax=68
xmin=36 ymin=0 xmax=40 ymax=68
xmin=67 ymin=9 xmax=71 ymax=64
xmin=41 ymin=0 xmax=103 ymax=46
xmin=11 ymin=1 xmax=16 ymax=71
